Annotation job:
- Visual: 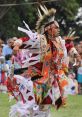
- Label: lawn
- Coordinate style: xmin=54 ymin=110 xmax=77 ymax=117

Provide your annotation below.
xmin=0 ymin=93 xmax=82 ymax=117
xmin=51 ymin=95 xmax=82 ymax=117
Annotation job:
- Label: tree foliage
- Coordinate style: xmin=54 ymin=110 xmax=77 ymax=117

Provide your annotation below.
xmin=0 ymin=0 xmax=82 ymax=41
xmin=0 ymin=0 xmax=37 ymax=40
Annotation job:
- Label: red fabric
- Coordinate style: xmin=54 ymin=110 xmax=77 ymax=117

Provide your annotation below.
xmin=6 ymin=77 xmax=17 ymax=92
xmin=19 ymin=37 xmax=29 ymax=42
xmin=6 ymin=81 xmax=14 ymax=92
xmin=1 ymin=72 xmax=5 ymax=84
xmin=65 ymin=43 xmax=74 ymax=53
xmin=19 ymin=92 xmax=26 ymax=103
xmin=42 ymin=95 xmax=52 ymax=104
xmin=28 ymin=96 xmax=33 ymax=101
xmin=49 ymin=40 xmax=53 ymax=53
xmin=34 ymin=62 xmax=43 ymax=71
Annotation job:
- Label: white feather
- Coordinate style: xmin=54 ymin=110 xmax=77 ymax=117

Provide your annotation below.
xmin=38 ymin=8 xmax=43 ymax=19
xmin=70 ymin=31 xmax=76 ymax=37
xmin=23 ymin=20 xmax=31 ymax=31
xmin=40 ymin=5 xmax=48 ymax=15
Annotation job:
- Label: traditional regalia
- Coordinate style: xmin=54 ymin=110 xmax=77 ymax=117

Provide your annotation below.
xmin=6 ymin=5 xmax=76 ymax=117
xmin=64 ymin=31 xmax=79 ymax=70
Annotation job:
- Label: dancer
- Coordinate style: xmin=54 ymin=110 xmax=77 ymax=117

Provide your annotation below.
xmin=6 ymin=5 xmax=72 ymax=117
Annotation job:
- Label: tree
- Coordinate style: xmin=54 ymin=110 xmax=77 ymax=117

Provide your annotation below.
xmin=46 ymin=0 xmax=79 ymax=35
xmin=0 ymin=0 xmax=37 ymax=40
xmin=0 ymin=0 xmax=81 ymax=40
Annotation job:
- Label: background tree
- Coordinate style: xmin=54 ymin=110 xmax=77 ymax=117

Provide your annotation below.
xmin=0 ymin=0 xmax=37 ymax=40
xmin=0 ymin=0 xmax=82 ymax=41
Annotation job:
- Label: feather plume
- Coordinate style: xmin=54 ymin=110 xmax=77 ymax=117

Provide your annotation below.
xmin=36 ymin=8 xmax=56 ymax=33
xmin=38 ymin=8 xmax=43 ymax=19
xmin=23 ymin=20 xmax=31 ymax=31
xmin=40 ymin=5 xmax=48 ymax=15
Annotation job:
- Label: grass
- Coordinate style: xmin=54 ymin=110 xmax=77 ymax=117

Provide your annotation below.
xmin=0 ymin=93 xmax=15 ymax=117
xmin=0 ymin=93 xmax=82 ymax=117
xmin=51 ymin=95 xmax=82 ymax=117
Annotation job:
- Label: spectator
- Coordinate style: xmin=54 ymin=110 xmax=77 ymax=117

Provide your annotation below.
xmin=0 ymin=56 xmax=8 ymax=84
xmin=77 ymin=44 xmax=82 ymax=54
xmin=0 ymin=46 xmax=2 ymax=56
xmin=77 ymin=51 xmax=82 ymax=94
xmin=0 ymin=39 xmax=4 ymax=46
xmin=79 ymin=41 xmax=82 ymax=46
xmin=2 ymin=38 xmax=14 ymax=56
xmin=68 ymin=72 xmax=78 ymax=94
xmin=74 ymin=43 xmax=79 ymax=51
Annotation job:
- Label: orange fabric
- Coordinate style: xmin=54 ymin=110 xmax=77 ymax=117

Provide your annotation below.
xmin=60 ymin=80 xmax=68 ymax=88
xmin=57 ymin=70 xmax=68 ymax=88
xmin=36 ymin=46 xmax=52 ymax=84
xmin=58 ymin=70 xmax=64 ymax=75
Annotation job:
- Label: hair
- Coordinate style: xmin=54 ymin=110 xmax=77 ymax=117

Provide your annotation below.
xmin=0 ymin=39 xmax=4 ymax=45
xmin=44 ymin=21 xmax=54 ymax=29
xmin=7 ymin=38 xmax=12 ymax=44
xmin=0 ymin=45 xmax=2 ymax=48
xmin=5 ymin=54 xmax=12 ymax=61
xmin=44 ymin=31 xmax=49 ymax=43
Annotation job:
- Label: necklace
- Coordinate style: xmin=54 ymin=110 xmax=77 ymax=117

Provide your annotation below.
xmin=48 ymin=34 xmax=57 ymax=41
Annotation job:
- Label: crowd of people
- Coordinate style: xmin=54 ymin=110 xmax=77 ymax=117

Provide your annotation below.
xmin=0 ymin=29 xmax=82 ymax=95
xmin=74 ymin=40 xmax=82 ymax=94
xmin=0 ymin=5 xmax=82 ymax=117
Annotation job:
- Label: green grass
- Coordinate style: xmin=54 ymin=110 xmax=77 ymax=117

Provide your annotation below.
xmin=0 ymin=94 xmax=82 ymax=117
xmin=0 ymin=93 xmax=15 ymax=117
xmin=51 ymin=95 xmax=82 ymax=117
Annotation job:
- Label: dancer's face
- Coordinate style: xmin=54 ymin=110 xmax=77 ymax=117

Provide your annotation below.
xmin=45 ymin=21 xmax=60 ymax=40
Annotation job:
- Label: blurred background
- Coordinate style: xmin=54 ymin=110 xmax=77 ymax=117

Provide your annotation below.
xmin=0 ymin=0 xmax=82 ymax=42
